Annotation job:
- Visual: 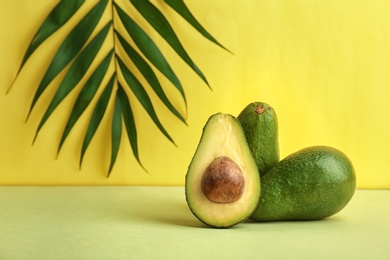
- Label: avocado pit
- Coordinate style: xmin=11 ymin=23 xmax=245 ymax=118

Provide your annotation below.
xmin=201 ymin=156 xmax=245 ymax=203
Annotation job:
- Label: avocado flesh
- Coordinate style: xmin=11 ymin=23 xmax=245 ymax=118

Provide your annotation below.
xmin=251 ymin=146 xmax=356 ymax=221
xmin=185 ymin=113 xmax=261 ymax=228
xmin=237 ymin=102 xmax=279 ymax=176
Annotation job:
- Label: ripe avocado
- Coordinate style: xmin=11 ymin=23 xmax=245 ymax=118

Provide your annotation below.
xmin=237 ymin=102 xmax=279 ymax=176
xmin=185 ymin=113 xmax=261 ymax=228
xmin=251 ymin=146 xmax=356 ymax=221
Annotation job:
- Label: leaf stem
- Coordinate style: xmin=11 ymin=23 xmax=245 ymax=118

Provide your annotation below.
xmin=111 ymin=0 xmax=119 ymax=82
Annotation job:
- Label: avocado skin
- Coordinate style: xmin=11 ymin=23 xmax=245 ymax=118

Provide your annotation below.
xmin=237 ymin=102 xmax=279 ymax=176
xmin=251 ymin=146 xmax=356 ymax=221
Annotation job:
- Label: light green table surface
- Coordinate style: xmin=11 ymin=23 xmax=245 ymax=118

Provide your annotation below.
xmin=0 ymin=187 xmax=389 ymax=259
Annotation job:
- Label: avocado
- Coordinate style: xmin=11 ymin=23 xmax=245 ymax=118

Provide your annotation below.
xmin=185 ymin=113 xmax=261 ymax=228
xmin=237 ymin=102 xmax=279 ymax=176
xmin=251 ymin=146 xmax=356 ymax=221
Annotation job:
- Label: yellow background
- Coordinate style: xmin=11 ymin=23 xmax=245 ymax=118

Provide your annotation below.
xmin=1 ymin=0 xmax=389 ymax=188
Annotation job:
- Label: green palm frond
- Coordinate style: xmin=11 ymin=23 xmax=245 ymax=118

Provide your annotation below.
xmin=8 ymin=0 xmax=229 ymax=176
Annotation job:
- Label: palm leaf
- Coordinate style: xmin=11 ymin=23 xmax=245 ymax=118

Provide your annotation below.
xmin=80 ymin=74 xmax=116 ymax=169
xmin=109 ymin=91 xmax=123 ymax=175
xmin=27 ymin=0 xmax=108 ymax=120
xmin=33 ymin=20 xmax=112 ymax=143
xmin=130 ymin=0 xmax=209 ymax=87
xmin=114 ymin=3 xmax=186 ymax=102
xmin=117 ymin=84 xmax=146 ymax=173
xmin=117 ymin=56 xmax=175 ymax=145
xmin=116 ymin=31 xmax=186 ymax=124
xmin=7 ymin=0 xmax=85 ymax=93
xmin=163 ymin=0 xmax=231 ymax=53
xmin=57 ymin=49 xmax=114 ymax=156
xmin=10 ymin=1 xmax=228 ymax=176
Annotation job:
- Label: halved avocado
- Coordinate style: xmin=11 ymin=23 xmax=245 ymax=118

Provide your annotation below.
xmin=185 ymin=113 xmax=261 ymax=228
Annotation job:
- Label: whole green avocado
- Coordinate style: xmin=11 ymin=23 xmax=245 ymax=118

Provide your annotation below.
xmin=251 ymin=146 xmax=356 ymax=221
xmin=237 ymin=102 xmax=279 ymax=176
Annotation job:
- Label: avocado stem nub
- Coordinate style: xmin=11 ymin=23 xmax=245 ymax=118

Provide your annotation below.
xmin=255 ymin=104 xmax=265 ymax=115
